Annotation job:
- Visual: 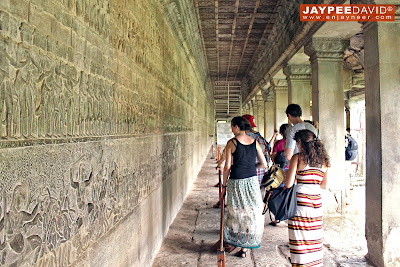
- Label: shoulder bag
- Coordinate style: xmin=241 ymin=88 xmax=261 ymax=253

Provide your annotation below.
xmin=262 ymin=185 xmax=297 ymax=221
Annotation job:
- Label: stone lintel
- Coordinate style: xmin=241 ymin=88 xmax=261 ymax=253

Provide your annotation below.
xmin=256 ymin=95 xmax=264 ymax=102
xmin=251 ymin=99 xmax=258 ymax=108
xmin=349 ymin=87 xmax=365 ymax=99
xmin=283 ymin=64 xmax=311 ymax=81
xmin=258 ymin=78 xmax=268 ymax=89
xmin=305 ymin=37 xmax=350 ymax=62
xmin=352 ymin=72 xmax=365 ymax=88
xmin=270 ymin=78 xmax=288 ymax=88
xmin=261 ymin=89 xmax=273 ymax=102
xmin=275 ymin=85 xmax=288 ymax=92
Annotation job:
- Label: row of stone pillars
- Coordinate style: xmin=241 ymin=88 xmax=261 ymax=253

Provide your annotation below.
xmin=243 ymin=37 xmax=349 ymax=216
xmin=242 ymin=11 xmax=400 ymax=266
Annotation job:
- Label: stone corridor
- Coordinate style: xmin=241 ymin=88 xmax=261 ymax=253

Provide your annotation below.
xmin=152 ymin=149 xmax=371 ymax=267
xmin=1 ymin=0 xmax=399 ymax=265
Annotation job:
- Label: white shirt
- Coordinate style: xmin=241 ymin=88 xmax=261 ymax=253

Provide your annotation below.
xmin=286 ymin=122 xmax=318 ymax=154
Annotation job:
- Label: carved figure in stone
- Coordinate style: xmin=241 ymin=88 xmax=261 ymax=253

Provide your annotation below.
xmin=2 ymin=182 xmax=40 ymax=266
xmin=122 ymin=86 xmax=129 ymax=134
xmin=111 ymin=82 xmax=118 ymax=134
xmin=34 ymin=56 xmax=51 ymax=139
xmin=8 ymin=45 xmax=21 ymax=139
xmin=79 ymin=71 xmax=88 ymax=136
xmin=127 ymin=90 xmax=135 ymax=134
xmin=114 ymin=84 xmax=122 ymax=133
xmin=116 ymin=84 xmax=123 ymax=134
xmin=0 ymin=77 xmax=13 ymax=139
xmin=54 ymin=63 xmax=65 ymax=138
xmin=94 ymin=76 xmax=102 ymax=135
xmin=108 ymin=162 xmax=121 ymax=224
xmin=3 ymin=43 xmax=28 ymax=140
xmin=42 ymin=61 xmax=58 ymax=137
xmin=0 ymin=41 xmax=20 ymax=140
xmin=70 ymin=66 xmax=81 ymax=137
xmin=103 ymin=79 xmax=112 ymax=134
xmin=62 ymin=65 xmax=79 ymax=137
xmin=87 ymin=74 xmax=96 ymax=136
xmin=14 ymin=47 xmax=36 ymax=139
xmin=26 ymin=51 xmax=45 ymax=139
xmin=97 ymin=79 xmax=104 ymax=135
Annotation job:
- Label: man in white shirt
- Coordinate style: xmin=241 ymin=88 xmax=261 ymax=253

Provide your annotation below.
xmin=284 ymin=104 xmax=318 ymax=160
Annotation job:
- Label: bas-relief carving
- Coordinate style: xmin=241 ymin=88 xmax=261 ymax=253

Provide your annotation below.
xmin=0 ymin=134 xmax=189 ymax=266
xmin=0 ymin=43 xmax=156 ymax=143
xmin=0 ymin=0 xmax=210 ymax=146
xmin=0 ymin=1 xmax=214 ymax=265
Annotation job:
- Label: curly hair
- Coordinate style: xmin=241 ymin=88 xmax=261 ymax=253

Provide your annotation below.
xmin=294 ymin=130 xmax=330 ymax=168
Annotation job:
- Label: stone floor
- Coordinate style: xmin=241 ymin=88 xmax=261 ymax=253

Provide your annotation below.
xmin=152 ymin=150 xmax=373 ymax=267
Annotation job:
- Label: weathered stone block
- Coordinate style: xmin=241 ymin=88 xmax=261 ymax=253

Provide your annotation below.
xmin=29 ymin=6 xmax=52 ymax=35
xmin=9 ymin=0 xmax=29 ymax=19
xmin=20 ymin=22 xmax=34 ymax=44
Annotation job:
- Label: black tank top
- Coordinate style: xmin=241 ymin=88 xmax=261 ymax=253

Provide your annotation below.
xmin=230 ymin=138 xmax=257 ymax=179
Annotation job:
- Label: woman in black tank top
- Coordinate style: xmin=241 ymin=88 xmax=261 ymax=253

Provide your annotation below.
xmin=221 ymin=117 xmax=268 ymax=257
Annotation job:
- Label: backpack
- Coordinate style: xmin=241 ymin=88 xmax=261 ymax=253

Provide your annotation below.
xmin=274 ymin=152 xmax=289 ymax=170
xmin=345 ymin=135 xmax=358 ymax=161
xmin=261 ymin=165 xmax=285 ymax=191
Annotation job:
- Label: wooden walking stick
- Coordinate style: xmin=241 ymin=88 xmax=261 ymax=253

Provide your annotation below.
xmin=217 ymin=169 xmax=226 ymax=267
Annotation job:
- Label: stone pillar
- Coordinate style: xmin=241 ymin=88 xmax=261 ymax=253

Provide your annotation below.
xmin=243 ymin=103 xmax=249 ymax=115
xmin=251 ymin=99 xmax=258 ymax=125
xmin=263 ymin=89 xmax=275 ymax=139
xmin=362 ymin=7 xmax=400 ymax=265
xmin=256 ymin=95 xmax=265 ymax=137
xmin=283 ymin=64 xmax=312 ymax=120
xmin=247 ymin=100 xmax=252 ymax=116
xmin=305 ymin=37 xmax=349 ymax=214
xmin=271 ymin=79 xmax=288 ymax=130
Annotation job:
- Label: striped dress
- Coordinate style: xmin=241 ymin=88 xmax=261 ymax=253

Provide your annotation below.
xmin=288 ymin=165 xmax=325 ymax=267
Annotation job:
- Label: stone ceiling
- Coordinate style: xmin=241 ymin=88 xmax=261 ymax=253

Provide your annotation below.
xmin=194 ymin=0 xmax=358 ymax=120
xmin=194 ymin=0 xmax=283 ymax=119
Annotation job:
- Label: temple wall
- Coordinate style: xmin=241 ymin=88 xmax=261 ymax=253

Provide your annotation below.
xmin=0 ymin=0 xmax=213 ymax=266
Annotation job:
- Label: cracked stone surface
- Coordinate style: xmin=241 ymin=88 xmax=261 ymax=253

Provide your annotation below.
xmin=152 ymin=150 xmax=373 ymax=267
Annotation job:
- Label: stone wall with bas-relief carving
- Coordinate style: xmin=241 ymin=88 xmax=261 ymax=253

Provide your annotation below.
xmin=0 ymin=0 xmax=214 ymax=266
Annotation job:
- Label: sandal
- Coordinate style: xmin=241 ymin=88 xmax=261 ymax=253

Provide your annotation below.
xmin=233 ymin=249 xmax=247 ymax=258
xmin=212 ymin=201 xmax=227 ymax=209
xmin=238 ymin=249 xmax=247 ymax=258
xmin=269 ymin=220 xmax=279 ymax=226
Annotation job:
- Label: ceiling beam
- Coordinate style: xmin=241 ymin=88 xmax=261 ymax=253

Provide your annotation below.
xmin=225 ymin=0 xmax=240 ymax=82
xmin=241 ymin=0 xmax=283 ymax=81
xmin=233 ymin=0 xmax=261 ymax=81
xmin=215 ymin=0 xmax=220 ymax=80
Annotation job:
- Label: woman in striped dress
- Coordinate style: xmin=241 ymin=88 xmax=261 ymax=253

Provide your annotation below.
xmin=284 ymin=129 xmax=330 ymax=266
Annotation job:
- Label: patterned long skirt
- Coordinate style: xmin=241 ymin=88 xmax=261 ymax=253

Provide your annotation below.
xmin=224 ymin=176 xmax=264 ymax=248
xmin=288 ymin=187 xmax=323 ymax=266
